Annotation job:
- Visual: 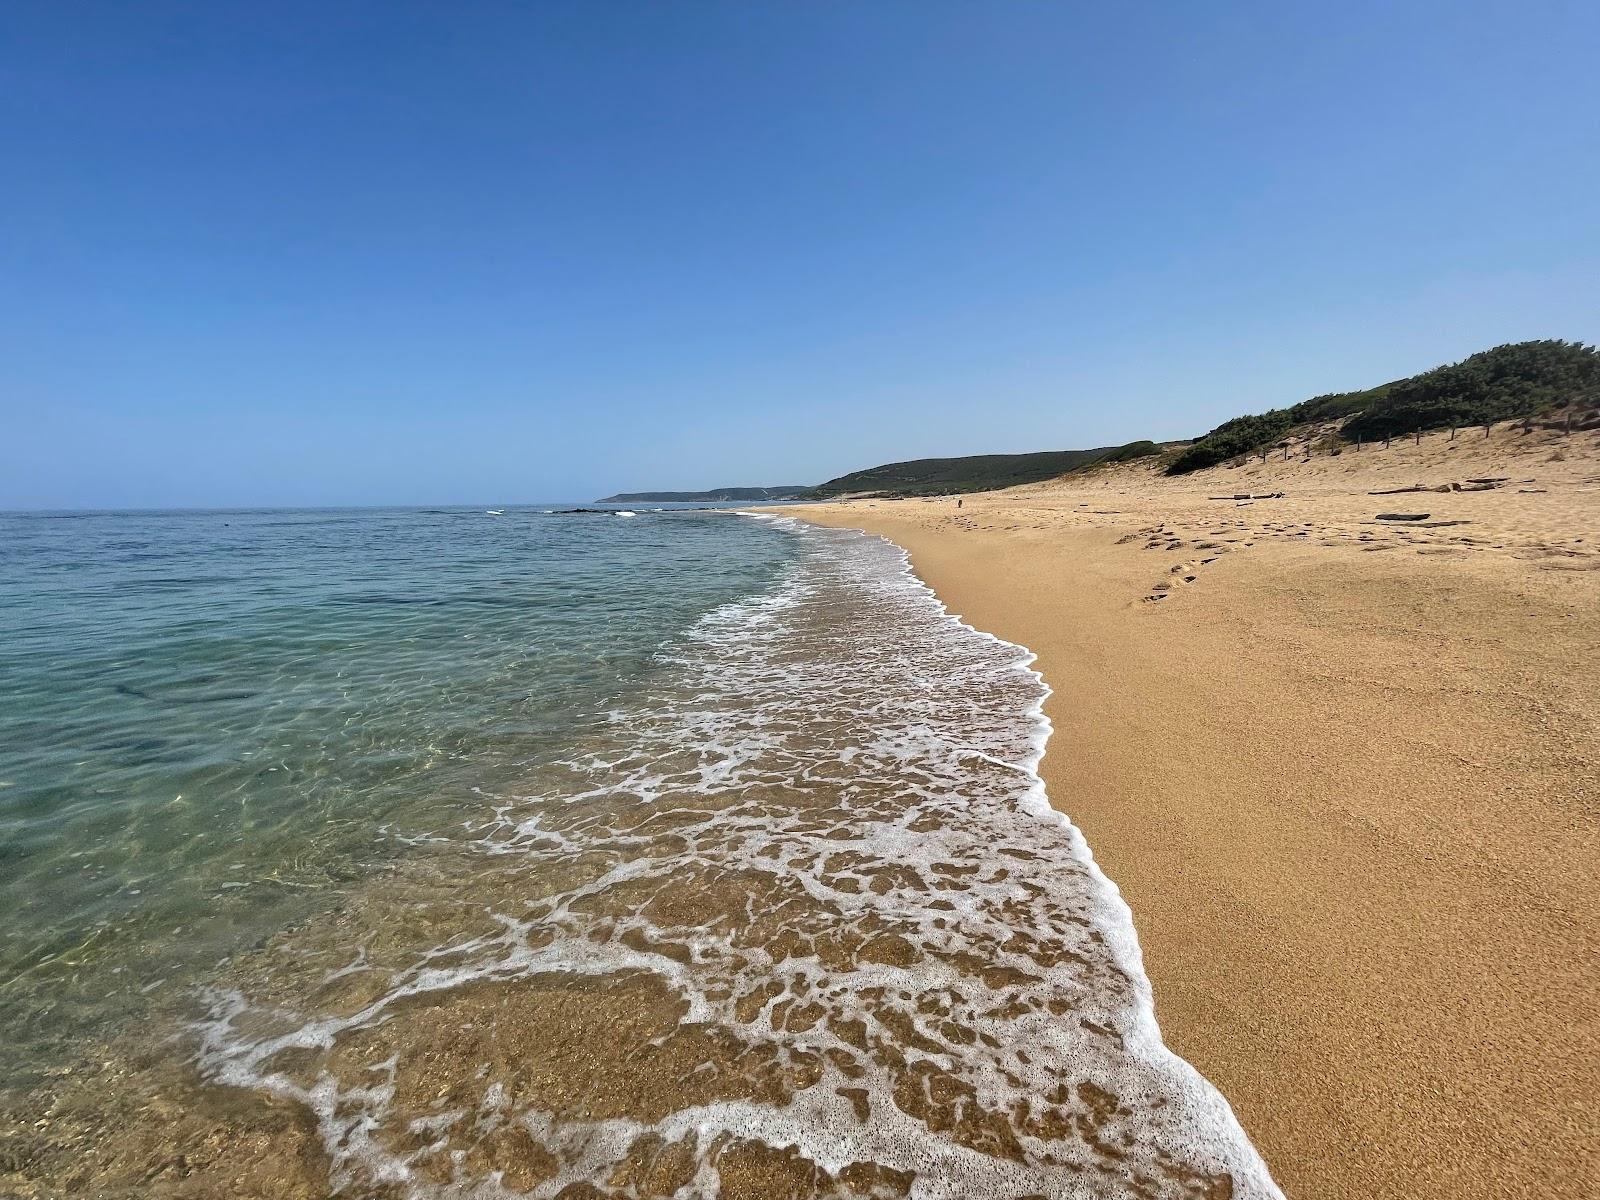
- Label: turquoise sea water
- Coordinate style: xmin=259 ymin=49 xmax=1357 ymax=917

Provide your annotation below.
xmin=0 ymin=506 xmax=795 ymax=1090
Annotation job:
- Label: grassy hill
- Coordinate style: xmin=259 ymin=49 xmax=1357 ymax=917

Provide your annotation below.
xmin=808 ymin=441 xmax=1160 ymax=498
xmin=1166 ymin=340 xmax=1598 ymax=475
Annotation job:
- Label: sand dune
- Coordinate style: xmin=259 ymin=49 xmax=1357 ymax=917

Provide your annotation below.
xmin=783 ymin=423 xmax=1599 ymax=1199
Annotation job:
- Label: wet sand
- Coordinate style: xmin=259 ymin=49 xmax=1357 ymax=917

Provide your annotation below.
xmin=781 ymin=425 xmax=1600 ymax=1199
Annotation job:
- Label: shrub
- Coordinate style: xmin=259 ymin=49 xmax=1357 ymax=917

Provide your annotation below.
xmin=1288 ymin=387 xmax=1385 ymax=424
xmin=1098 ymin=439 xmax=1159 ymax=464
xmin=1165 ymin=410 xmax=1295 ymax=475
xmin=1165 ymin=340 xmax=1597 ymax=473
xmin=1342 ymin=340 xmax=1599 ymax=442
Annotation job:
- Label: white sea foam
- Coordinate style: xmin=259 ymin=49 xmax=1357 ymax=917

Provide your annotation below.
xmin=192 ymin=518 xmax=1282 ymax=1198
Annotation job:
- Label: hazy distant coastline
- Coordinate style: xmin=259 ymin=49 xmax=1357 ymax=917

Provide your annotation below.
xmin=596 ymin=485 xmax=811 ymax=503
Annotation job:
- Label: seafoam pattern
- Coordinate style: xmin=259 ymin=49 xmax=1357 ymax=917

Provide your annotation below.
xmin=193 ymin=516 xmax=1281 ymax=1199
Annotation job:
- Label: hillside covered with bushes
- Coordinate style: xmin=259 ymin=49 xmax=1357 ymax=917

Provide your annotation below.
xmin=1166 ymin=340 xmax=1598 ymax=475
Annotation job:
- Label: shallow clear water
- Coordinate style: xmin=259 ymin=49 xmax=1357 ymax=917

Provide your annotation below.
xmin=0 ymin=506 xmax=794 ymax=1091
xmin=0 ymin=507 xmax=1278 ymax=1198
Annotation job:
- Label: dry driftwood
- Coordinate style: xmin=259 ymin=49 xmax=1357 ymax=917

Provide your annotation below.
xmin=1208 ymin=492 xmax=1285 ymax=500
xmin=1375 ymin=512 xmax=1431 ymax=521
xmin=1371 ymin=478 xmax=1505 ymax=495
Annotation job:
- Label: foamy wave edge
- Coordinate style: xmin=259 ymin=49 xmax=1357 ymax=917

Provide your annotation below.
xmin=742 ymin=509 xmax=1282 ymax=1196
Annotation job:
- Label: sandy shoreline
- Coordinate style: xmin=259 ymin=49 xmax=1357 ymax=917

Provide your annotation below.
xmin=7 ymin=505 xmax=1294 ymax=1198
xmin=773 ymin=425 xmax=1599 ymax=1199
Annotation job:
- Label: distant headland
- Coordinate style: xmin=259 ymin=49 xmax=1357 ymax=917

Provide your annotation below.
xmin=595 ymin=486 xmax=812 ymax=503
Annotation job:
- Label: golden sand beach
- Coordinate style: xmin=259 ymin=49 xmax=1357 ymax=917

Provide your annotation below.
xmin=781 ymin=424 xmax=1600 ymax=1199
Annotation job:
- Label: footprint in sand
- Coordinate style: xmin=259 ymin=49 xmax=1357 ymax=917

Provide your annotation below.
xmin=1144 ymin=558 xmax=1208 ymax=602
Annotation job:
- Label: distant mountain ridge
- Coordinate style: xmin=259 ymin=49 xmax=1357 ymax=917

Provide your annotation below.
xmin=808 ymin=442 xmax=1160 ymax=498
xmin=596 ymin=485 xmax=812 ymax=503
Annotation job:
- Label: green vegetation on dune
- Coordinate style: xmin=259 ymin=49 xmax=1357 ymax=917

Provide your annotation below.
xmin=1163 ymin=411 xmax=1297 ymax=475
xmin=1341 ymin=340 xmax=1599 ymax=443
xmin=1166 ymin=382 xmax=1397 ymax=474
xmin=1098 ymin=439 xmax=1161 ymax=464
xmin=808 ymin=440 xmax=1160 ymax=497
xmin=1166 ymin=340 xmax=1597 ymax=474
xmin=1289 ymin=383 xmax=1394 ymax=424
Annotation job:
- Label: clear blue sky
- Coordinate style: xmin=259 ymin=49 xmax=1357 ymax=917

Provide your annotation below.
xmin=4 ymin=1 xmax=1597 ymax=508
